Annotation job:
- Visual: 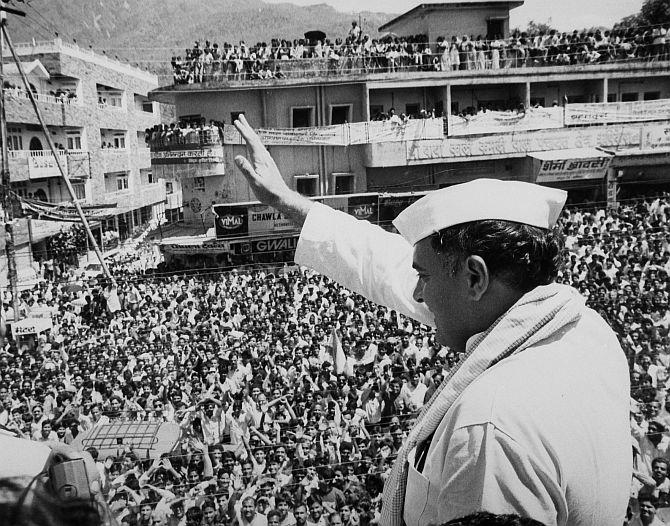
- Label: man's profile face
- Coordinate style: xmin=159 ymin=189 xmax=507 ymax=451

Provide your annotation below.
xmin=412 ymin=238 xmax=468 ymax=349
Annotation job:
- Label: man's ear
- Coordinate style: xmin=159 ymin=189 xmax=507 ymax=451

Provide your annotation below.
xmin=463 ymin=255 xmax=489 ymax=301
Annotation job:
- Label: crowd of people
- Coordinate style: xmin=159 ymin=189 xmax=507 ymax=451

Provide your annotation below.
xmin=2 ymin=191 xmax=670 ymax=524
xmin=146 ymin=120 xmax=226 ymax=148
xmin=170 ymin=23 xmax=670 ymax=84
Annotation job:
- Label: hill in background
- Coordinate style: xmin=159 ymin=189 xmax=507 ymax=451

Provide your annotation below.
xmin=9 ymin=0 xmax=393 ymax=81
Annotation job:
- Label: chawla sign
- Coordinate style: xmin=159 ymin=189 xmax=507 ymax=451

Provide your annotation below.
xmin=213 ymin=194 xmax=378 ymax=239
xmin=530 ymin=148 xmax=613 ymax=183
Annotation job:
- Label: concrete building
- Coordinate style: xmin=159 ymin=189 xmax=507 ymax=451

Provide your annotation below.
xmin=2 ymin=38 xmax=181 ymax=241
xmin=147 ymin=1 xmax=670 ymax=263
xmin=378 ymin=1 xmax=523 ymax=42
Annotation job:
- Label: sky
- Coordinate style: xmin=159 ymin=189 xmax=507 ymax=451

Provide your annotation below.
xmin=264 ymin=0 xmax=645 ymax=30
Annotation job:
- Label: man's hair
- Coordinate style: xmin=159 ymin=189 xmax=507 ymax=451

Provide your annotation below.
xmin=431 ymin=220 xmax=563 ymax=292
xmin=267 ymin=510 xmax=282 ymax=522
xmin=652 ymin=456 xmax=670 ymax=470
xmin=442 ymin=512 xmax=546 ymax=525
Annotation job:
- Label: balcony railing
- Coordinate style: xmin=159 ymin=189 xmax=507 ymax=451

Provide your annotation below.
xmin=98 ymin=101 xmax=124 ymax=110
xmin=8 ymin=149 xmax=70 ymax=180
xmin=4 ymin=87 xmax=79 ymax=105
xmin=172 ymin=40 xmax=670 ymax=85
xmin=100 ymin=146 xmax=127 ymax=152
xmin=8 ymin=149 xmax=68 ymax=159
xmin=149 ymin=128 xmax=222 ymax=149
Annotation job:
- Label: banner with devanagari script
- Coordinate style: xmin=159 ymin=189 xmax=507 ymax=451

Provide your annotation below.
xmin=565 ymin=99 xmax=670 ymax=126
xmin=221 ymin=118 xmax=444 ymax=146
xmin=447 ymin=107 xmax=564 ymax=137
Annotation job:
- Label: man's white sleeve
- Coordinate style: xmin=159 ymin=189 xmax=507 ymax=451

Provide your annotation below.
xmin=294 ymin=203 xmax=434 ymax=327
xmin=437 ymin=423 xmax=566 ymax=526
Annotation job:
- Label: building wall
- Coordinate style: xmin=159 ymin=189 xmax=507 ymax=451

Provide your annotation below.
xmin=6 ymin=41 xmax=167 ymax=220
xmin=383 ymin=4 xmax=514 ymax=46
xmin=175 ymin=90 xmax=263 ymax=125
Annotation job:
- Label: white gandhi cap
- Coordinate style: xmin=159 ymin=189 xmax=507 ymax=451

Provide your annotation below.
xmin=393 ymin=178 xmax=568 ymax=246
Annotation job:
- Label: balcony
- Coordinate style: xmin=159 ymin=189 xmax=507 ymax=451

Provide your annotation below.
xmin=102 ymin=183 xmax=165 ymax=210
xmin=4 ymin=87 xmax=80 ymax=106
xmin=150 ymin=130 xmax=226 ymax=179
xmin=98 ymin=148 xmax=130 ymax=172
xmin=98 ymin=102 xmax=125 ymax=111
xmin=136 ymin=147 xmax=151 ymax=169
xmin=152 ymin=56 xmax=670 ymax=103
xmin=4 ymin=88 xmax=85 ymax=127
xmin=363 ymin=119 xmax=670 ymax=167
xmin=8 ymin=150 xmax=70 ymax=181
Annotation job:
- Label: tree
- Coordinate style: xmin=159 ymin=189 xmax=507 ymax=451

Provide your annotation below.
xmin=617 ymin=0 xmax=670 ymax=29
xmin=511 ymin=19 xmax=556 ymax=35
xmin=526 ymin=19 xmax=555 ymax=35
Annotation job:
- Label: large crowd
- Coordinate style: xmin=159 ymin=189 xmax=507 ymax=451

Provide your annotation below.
xmin=2 ymin=192 xmax=670 ymax=524
xmin=171 ymin=23 xmax=670 ymax=84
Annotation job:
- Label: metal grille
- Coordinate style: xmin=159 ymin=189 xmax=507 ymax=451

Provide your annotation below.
xmin=81 ymin=422 xmax=161 ymax=452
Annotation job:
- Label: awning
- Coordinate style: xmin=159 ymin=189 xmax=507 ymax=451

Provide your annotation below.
xmin=158 ymin=232 xmax=231 ymax=255
xmin=529 ymin=148 xmax=614 ymax=183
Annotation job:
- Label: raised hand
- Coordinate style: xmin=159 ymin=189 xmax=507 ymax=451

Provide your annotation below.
xmin=233 ymin=115 xmax=313 ymax=226
xmin=233 ymin=115 xmax=291 ymax=208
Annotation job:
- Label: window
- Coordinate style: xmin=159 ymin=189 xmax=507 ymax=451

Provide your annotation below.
xmin=113 ymin=135 xmax=126 ymax=149
xmin=116 ymin=174 xmax=129 ymax=191
xmin=295 ymin=175 xmax=318 ymax=196
xmin=141 ymin=169 xmax=153 ymax=184
xmin=405 ymin=103 xmax=420 ymax=117
xmin=291 ymin=107 xmax=314 ymax=128
xmin=166 ymin=181 xmax=174 ymax=195
xmin=67 ymin=134 xmax=82 ymax=150
xmin=334 ymin=173 xmax=354 ymax=195
xmin=230 ymin=111 xmax=245 ymax=123
xmin=530 ymin=97 xmax=545 ymax=107
xmin=621 ymin=92 xmax=638 ymax=102
xmin=142 ymin=101 xmax=153 ymax=113
xmin=109 ymin=94 xmax=123 ymax=107
xmin=7 ymin=127 xmax=22 ymax=150
xmin=193 ymin=177 xmax=205 ymax=191
xmin=644 ymin=91 xmax=661 ymax=101
xmin=72 ymin=182 xmax=86 ymax=200
xmin=607 ymin=93 xmax=617 ymax=102
xmin=330 ymin=105 xmax=352 ymax=125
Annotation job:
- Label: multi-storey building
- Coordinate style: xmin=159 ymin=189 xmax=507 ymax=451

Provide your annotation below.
xmin=2 ymin=38 xmax=181 ymax=241
xmin=147 ymin=0 xmax=670 ymax=264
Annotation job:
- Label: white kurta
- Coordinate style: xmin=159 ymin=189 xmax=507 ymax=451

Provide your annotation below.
xmin=294 ymin=203 xmax=632 ymax=526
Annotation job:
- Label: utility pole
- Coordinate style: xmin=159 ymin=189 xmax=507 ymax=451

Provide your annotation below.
xmin=1 ymin=11 xmax=114 ymax=283
xmin=0 ymin=2 xmax=21 ymax=322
